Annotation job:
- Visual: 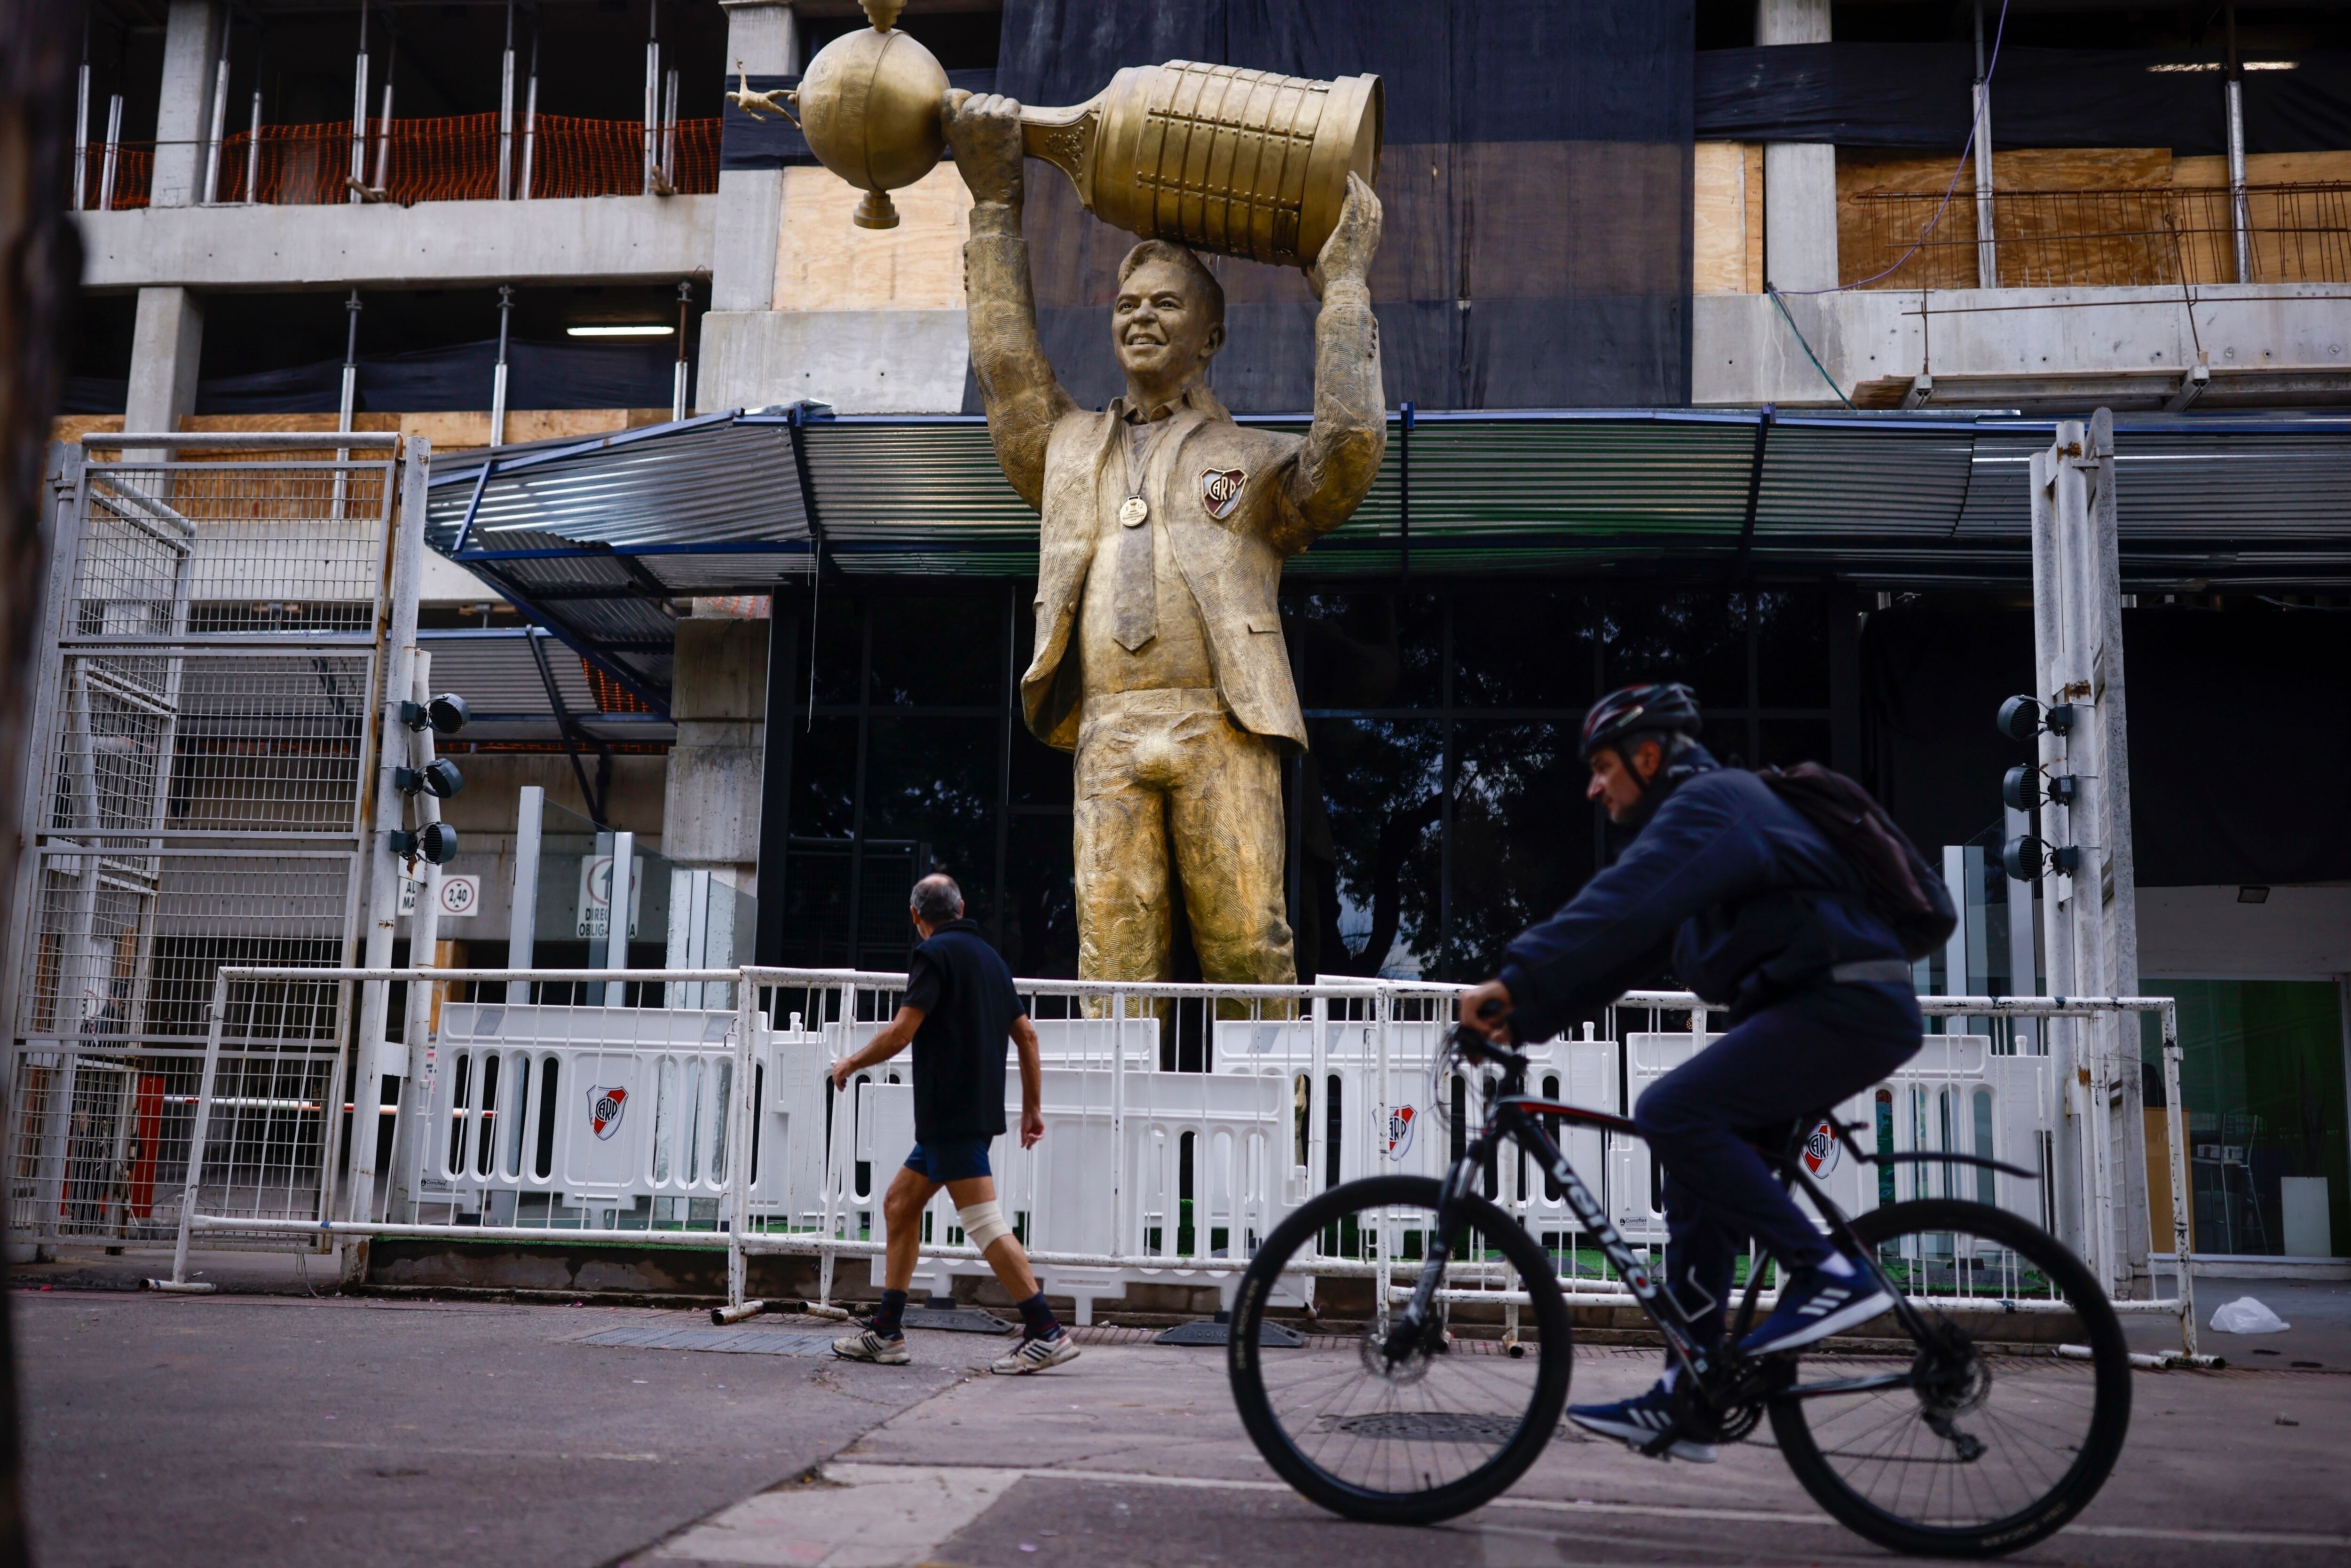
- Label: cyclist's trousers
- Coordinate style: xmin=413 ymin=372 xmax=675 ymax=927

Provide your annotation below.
xmin=1632 ymin=979 xmax=1923 ymax=1350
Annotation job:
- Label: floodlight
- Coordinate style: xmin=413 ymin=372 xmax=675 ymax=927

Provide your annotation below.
xmin=2001 ymin=765 xmax=2041 ymax=812
xmin=394 ymin=759 xmax=465 ymax=799
xmin=390 ymin=822 xmax=458 ymax=865
xmin=400 ymin=693 xmax=470 ymax=735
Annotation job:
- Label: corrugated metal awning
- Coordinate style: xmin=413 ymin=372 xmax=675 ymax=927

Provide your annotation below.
xmin=427 ymin=405 xmax=2351 ymax=710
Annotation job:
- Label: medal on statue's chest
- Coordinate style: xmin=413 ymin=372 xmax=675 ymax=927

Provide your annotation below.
xmin=1118 ymin=496 xmax=1149 ymax=528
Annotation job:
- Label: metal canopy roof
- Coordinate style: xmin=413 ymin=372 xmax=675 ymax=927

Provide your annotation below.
xmin=426 ymin=405 xmax=2351 ymax=713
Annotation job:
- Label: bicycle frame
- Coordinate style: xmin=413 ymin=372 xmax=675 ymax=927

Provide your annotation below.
xmin=1391 ymin=1048 xmax=2036 ymax=1415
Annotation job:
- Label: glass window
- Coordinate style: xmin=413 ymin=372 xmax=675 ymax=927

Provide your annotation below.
xmin=1290 ymin=591 xmax=1443 ymax=709
xmin=1601 ymin=589 xmax=1748 ymax=708
xmin=869 ymin=595 xmax=1003 ymax=707
xmin=786 ymin=716 xmax=860 ymax=839
xmin=1002 ymin=814 xmax=1079 ymax=978
xmin=1447 ymin=721 xmax=1600 ymax=976
xmin=1755 ymin=586 xmax=1831 ymax=708
xmin=1010 ymin=724 xmax=1073 ymax=808
xmin=2146 ymin=979 xmax=2348 ymax=1258
xmin=1451 ymin=588 xmax=1600 ymax=710
xmin=801 ymin=595 xmax=864 ymax=706
xmin=1758 ymin=717 xmax=1833 ymax=772
xmin=863 ymin=716 xmax=1000 ymax=924
xmin=1297 ymin=718 xmax=1444 ymax=978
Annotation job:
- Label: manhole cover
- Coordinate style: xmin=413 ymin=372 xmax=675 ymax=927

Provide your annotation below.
xmin=1327 ymin=1410 xmax=1522 ymax=1442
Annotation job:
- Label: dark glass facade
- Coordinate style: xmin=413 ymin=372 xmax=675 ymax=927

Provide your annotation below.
xmin=764 ymin=578 xmax=1854 ymax=982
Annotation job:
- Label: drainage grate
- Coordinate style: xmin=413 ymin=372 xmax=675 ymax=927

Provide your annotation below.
xmin=1327 ymin=1410 xmax=1523 ymax=1443
xmin=577 ymin=1325 xmax=841 ymax=1356
xmin=1155 ymin=1317 xmax=1305 ymax=1347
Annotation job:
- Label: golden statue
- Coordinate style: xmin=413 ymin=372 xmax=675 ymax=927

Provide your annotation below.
xmin=944 ymin=95 xmax=1385 ymax=987
xmin=783 ymin=2 xmax=1388 ymax=986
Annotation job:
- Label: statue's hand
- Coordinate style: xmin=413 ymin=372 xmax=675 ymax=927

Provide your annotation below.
xmin=1305 ymin=172 xmax=1382 ymax=301
xmin=942 ymin=89 xmax=1026 ymax=211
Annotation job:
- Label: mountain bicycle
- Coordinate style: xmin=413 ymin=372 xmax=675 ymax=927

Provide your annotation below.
xmin=1228 ymin=1024 xmax=2132 ymax=1557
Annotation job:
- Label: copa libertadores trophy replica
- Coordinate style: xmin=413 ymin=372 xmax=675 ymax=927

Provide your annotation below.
xmin=789 ymin=0 xmax=1387 ymax=987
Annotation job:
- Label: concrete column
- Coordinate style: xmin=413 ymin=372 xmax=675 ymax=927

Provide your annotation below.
xmin=662 ymin=614 xmax=771 ymax=892
xmin=708 ymin=0 xmax=801 ymax=316
xmin=1755 ymin=0 xmax=1838 ymax=292
xmin=151 ymin=1 xmax=227 ymax=209
xmin=126 ymin=286 xmax=204 ymax=447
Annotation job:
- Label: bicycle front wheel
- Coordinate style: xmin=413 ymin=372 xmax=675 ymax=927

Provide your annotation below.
xmin=1768 ymin=1199 xmax=2133 ymax=1557
xmin=1228 ymin=1175 xmax=1573 ymax=1524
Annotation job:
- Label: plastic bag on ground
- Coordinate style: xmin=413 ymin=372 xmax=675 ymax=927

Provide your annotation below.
xmin=2209 ymin=1295 xmax=2291 ymax=1334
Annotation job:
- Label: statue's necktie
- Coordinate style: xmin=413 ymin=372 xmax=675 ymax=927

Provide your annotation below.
xmin=1113 ymin=417 xmax=1170 ymax=653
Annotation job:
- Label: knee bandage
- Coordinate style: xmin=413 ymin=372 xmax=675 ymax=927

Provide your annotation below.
xmin=958 ymin=1199 xmax=1012 ymax=1250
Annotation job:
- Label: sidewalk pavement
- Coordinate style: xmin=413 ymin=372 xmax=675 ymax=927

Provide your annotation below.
xmin=20 ymin=1289 xmax=2351 ymax=1568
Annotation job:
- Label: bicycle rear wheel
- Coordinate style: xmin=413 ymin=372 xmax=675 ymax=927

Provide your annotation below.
xmin=1768 ymin=1199 xmax=2132 ymax=1557
xmin=1228 ymin=1175 xmax=1572 ymax=1524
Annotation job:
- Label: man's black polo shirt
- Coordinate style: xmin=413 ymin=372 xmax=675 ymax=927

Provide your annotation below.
xmin=902 ymin=918 xmax=1026 ymax=1143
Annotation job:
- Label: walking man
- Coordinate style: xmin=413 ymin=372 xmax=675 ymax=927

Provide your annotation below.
xmin=830 ymin=874 xmax=1079 ymax=1374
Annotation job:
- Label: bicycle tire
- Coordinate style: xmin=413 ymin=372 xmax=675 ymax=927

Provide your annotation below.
xmin=1228 ymin=1174 xmax=1574 ymax=1525
xmin=1768 ymin=1199 xmax=2133 ymax=1558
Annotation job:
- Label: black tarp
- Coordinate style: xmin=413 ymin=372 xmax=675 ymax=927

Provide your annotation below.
xmin=977 ymin=0 xmax=1695 ymax=412
xmin=1696 ymin=45 xmax=2351 ymax=155
xmin=64 ymin=338 xmax=685 ymax=416
xmin=1862 ymin=602 xmax=2351 ymax=888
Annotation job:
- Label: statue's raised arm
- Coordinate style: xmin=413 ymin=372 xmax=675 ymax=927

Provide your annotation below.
xmin=1278 ymin=173 xmax=1387 ymax=555
xmin=944 ymin=89 xmax=1075 ymax=512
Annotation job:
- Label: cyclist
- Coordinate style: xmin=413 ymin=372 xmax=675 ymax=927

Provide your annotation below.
xmin=1458 ymin=683 xmax=1923 ymax=1463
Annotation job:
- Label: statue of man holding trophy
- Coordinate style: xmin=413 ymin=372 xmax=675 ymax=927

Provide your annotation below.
xmin=781 ymin=2 xmax=1388 ymax=985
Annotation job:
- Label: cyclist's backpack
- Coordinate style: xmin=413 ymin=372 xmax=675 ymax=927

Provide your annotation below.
xmin=1756 ymin=762 xmax=1957 ymax=962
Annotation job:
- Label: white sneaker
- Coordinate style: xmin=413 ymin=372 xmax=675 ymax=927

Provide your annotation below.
xmin=833 ymin=1327 xmax=911 ymax=1364
xmin=990 ymin=1328 xmax=1079 ymax=1375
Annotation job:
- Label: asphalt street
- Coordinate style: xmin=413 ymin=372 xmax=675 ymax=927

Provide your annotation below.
xmin=18 ymin=1285 xmax=2351 ymax=1568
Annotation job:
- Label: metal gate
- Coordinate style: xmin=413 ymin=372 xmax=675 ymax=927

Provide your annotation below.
xmin=4 ymin=432 xmax=414 ymax=1253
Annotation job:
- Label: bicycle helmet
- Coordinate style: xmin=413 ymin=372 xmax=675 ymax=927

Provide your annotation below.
xmin=1578 ymin=682 xmax=1703 ymax=763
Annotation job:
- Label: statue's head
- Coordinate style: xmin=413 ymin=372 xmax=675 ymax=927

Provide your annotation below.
xmin=1112 ymin=240 xmax=1225 ymax=402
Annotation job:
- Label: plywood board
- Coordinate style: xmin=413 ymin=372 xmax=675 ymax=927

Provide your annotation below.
xmin=1694 ymin=142 xmax=1750 ymax=294
xmin=774 ymin=161 xmax=973 ymax=312
xmin=1839 ymin=147 xmax=2185 ymax=289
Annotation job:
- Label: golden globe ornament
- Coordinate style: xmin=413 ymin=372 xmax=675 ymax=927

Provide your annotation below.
xmin=784 ymin=0 xmax=1382 ymax=266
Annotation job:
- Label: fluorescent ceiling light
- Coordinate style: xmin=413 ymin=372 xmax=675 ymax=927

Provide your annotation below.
xmin=568 ymin=323 xmax=674 ymax=337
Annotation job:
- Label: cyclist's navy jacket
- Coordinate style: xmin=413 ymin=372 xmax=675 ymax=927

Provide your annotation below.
xmin=1498 ymin=744 xmax=1908 ymax=1040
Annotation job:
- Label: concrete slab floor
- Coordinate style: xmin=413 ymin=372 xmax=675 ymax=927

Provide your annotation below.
xmin=19 ymin=1293 xmax=2350 ymax=1568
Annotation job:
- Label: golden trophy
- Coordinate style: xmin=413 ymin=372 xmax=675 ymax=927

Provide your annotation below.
xmin=782 ymin=0 xmax=1382 ymax=268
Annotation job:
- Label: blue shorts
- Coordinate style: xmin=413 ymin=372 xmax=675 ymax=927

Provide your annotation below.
xmin=903 ymin=1137 xmax=993 ymax=1184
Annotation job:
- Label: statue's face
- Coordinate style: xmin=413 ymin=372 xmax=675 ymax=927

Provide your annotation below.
xmin=1112 ymin=260 xmax=1223 ymax=391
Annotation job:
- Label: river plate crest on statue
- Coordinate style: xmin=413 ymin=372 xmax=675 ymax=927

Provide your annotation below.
xmin=786 ymin=0 xmax=1387 ymax=988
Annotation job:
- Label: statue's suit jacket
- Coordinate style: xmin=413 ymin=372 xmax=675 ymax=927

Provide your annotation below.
xmin=962 ymin=209 xmax=1386 ymax=756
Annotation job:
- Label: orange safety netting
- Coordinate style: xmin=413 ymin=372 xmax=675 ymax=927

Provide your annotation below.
xmin=186 ymin=113 xmax=718 ymax=207
xmin=78 ymin=142 xmax=154 ymax=210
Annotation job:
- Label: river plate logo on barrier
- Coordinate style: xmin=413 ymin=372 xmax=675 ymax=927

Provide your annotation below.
xmin=1387 ymin=1104 xmax=1416 ymax=1161
xmin=1802 ymin=1118 xmax=1840 ymax=1175
xmin=589 ymin=1085 xmax=630 ymax=1140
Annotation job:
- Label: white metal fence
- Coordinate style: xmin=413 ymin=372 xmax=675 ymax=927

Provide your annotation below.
xmin=131 ymin=964 xmax=2197 ymax=1354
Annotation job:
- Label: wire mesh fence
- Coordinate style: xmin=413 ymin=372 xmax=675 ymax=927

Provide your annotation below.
xmin=7 ymin=441 xmax=404 ymax=1256
xmin=9 ymin=972 xmax=347 ymax=1251
xmin=1846 ymin=181 xmax=2351 ymax=289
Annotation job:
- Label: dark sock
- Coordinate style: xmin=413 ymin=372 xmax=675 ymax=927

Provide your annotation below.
xmin=1013 ymin=1291 xmax=1059 ymax=1339
xmin=872 ymin=1289 xmax=907 ymax=1337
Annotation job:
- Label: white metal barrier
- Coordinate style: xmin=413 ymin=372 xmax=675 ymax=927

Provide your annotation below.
xmin=151 ymin=965 xmax=2195 ymax=1354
